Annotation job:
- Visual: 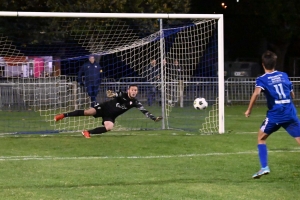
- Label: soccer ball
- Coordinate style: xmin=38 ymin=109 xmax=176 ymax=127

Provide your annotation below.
xmin=193 ymin=98 xmax=208 ymax=110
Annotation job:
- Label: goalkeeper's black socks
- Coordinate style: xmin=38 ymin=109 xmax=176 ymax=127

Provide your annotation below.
xmin=89 ymin=127 xmax=107 ymax=135
xmin=64 ymin=110 xmax=84 ymax=117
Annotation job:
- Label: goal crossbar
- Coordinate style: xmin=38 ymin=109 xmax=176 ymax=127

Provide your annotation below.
xmin=0 ymin=11 xmax=223 ymax=19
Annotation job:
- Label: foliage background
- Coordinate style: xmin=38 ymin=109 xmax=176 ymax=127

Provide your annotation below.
xmin=1 ymin=0 xmax=300 ymax=74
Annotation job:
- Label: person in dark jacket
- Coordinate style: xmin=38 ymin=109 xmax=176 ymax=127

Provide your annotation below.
xmin=78 ymin=55 xmax=103 ymax=107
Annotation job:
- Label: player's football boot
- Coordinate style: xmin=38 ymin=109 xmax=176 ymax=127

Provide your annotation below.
xmin=252 ymin=166 xmax=270 ymax=179
xmin=54 ymin=114 xmax=64 ymax=121
xmin=81 ymin=130 xmax=91 ymax=138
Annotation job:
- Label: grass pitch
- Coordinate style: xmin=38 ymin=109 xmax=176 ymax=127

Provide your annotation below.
xmin=0 ymin=106 xmax=299 ymax=199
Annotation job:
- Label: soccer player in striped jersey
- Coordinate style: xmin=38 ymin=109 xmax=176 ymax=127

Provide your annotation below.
xmin=245 ymin=50 xmax=300 ymax=179
xmin=54 ymin=84 xmax=162 ymax=138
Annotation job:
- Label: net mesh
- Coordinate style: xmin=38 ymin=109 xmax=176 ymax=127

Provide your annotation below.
xmin=0 ymin=16 xmax=220 ymax=134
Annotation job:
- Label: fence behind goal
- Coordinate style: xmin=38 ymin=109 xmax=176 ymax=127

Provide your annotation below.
xmin=0 ymin=77 xmax=219 ymax=133
xmin=226 ymin=77 xmax=300 ymax=105
xmin=2 ymin=77 xmax=300 ymax=134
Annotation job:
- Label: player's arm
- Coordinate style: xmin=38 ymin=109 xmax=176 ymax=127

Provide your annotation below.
xmin=291 ymin=91 xmax=295 ymax=99
xmin=106 ymin=90 xmax=123 ymax=98
xmin=290 ymin=84 xmax=295 ymax=99
xmin=135 ymin=101 xmax=162 ymax=122
xmin=245 ymin=87 xmax=262 ymax=117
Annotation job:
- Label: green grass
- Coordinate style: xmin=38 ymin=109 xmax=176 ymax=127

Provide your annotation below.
xmin=0 ymin=106 xmax=300 ymax=199
xmin=0 ymin=104 xmax=213 ymax=133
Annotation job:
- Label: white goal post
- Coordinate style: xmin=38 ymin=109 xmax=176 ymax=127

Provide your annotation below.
xmin=0 ymin=12 xmax=224 ymax=134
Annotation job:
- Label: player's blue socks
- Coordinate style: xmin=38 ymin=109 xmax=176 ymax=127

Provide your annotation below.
xmin=258 ymin=144 xmax=268 ymax=168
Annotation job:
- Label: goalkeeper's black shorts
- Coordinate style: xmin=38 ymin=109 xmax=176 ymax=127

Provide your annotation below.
xmin=92 ymin=104 xmax=116 ymax=125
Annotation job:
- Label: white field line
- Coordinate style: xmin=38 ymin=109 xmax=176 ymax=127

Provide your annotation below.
xmin=0 ymin=130 xmax=289 ymax=137
xmin=0 ymin=130 xmax=286 ymax=137
xmin=1 ymin=149 xmax=300 ymax=161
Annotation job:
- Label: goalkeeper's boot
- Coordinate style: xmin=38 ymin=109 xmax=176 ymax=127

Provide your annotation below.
xmin=252 ymin=166 xmax=270 ymax=179
xmin=81 ymin=130 xmax=91 ymax=138
xmin=54 ymin=114 xmax=64 ymax=122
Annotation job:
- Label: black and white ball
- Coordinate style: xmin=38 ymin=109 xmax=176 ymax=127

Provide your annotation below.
xmin=193 ymin=98 xmax=208 ymax=110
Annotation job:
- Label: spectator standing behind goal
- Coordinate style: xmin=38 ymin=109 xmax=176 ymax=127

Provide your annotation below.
xmin=244 ymin=50 xmax=300 ymax=179
xmin=172 ymin=59 xmax=182 ymax=80
xmin=78 ymin=55 xmax=103 ymax=107
xmin=54 ymin=84 xmax=162 ymax=138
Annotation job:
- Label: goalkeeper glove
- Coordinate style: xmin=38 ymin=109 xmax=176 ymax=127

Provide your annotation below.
xmin=106 ymin=90 xmax=116 ymax=98
xmin=154 ymin=116 xmax=163 ymax=122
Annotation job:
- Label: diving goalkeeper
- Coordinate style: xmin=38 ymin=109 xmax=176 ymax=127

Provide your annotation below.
xmin=54 ymin=84 xmax=163 ymax=138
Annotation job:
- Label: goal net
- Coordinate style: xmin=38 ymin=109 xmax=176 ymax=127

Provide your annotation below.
xmin=0 ymin=12 xmax=224 ymax=134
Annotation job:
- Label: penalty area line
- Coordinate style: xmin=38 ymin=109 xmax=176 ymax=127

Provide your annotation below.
xmin=1 ymin=149 xmax=300 ymax=161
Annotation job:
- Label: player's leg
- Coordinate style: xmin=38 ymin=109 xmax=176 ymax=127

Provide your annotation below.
xmin=283 ymin=120 xmax=300 ymax=145
xmin=252 ymin=119 xmax=279 ymax=179
xmin=54 ymin=107 xmax=97 ymax=121
xmin=93 ymin=85 xmax=100 ymax=103
xmin=82 ymin=118 xmax=114 ymax=138
xmin=295 ymin=137 xmax=300 ymax=144
xmin=89 ymin=85 xmax=99 ymax=107
xmin=151 ymin=86 xmax=156 ymax=105
xmin=86 ymin=85 xmax=95 ymax=107
xmin=147 ymin=89 xmax=152 ymax=106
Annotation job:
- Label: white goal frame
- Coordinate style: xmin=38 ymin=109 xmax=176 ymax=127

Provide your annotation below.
xmin=0 ymin=12 xmax=224 ymax=134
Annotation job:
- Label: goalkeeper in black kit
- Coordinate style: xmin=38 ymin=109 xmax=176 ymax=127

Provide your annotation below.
xmin=54 ymin=84 xmax=163 ymax=138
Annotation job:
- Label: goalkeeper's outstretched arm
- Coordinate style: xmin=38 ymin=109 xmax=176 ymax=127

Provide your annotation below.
xmin=106 ymin=90 xmax=123 ymax=98
xmin=136 ymin=101 xmax=162 ymax=122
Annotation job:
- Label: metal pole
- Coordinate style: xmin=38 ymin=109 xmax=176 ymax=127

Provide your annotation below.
xmin=159 ymin=19 xmax=166 ymax=129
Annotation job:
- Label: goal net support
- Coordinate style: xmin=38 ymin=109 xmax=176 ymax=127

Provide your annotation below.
xmin=0 ymin=12 xmax=224 ymax=134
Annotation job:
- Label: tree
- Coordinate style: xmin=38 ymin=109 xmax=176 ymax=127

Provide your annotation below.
xmin=0 ymin=0 xmax=191 ymax=45
xmin=235 ymin=1 xmax=300 ymax=73
xmin=190 ymin=0 xmax=300 ymax=74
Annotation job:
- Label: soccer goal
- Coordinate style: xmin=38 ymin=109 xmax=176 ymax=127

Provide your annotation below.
xmin=0 ymin=12 xmax=224 ymax=134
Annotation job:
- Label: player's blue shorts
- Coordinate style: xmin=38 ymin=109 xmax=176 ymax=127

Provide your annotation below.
xmin=260 ymin=118 xmax=300 ymax=137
